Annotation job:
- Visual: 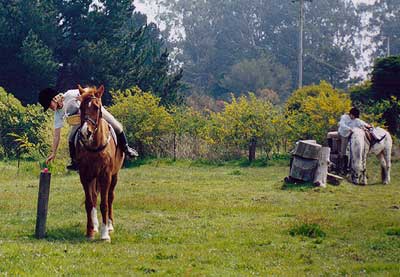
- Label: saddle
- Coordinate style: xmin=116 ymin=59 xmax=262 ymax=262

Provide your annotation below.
xmin=74 ymin=124 xmax=117 ymax=151
xmin=364 ymin=128 xmax=386 ymax=147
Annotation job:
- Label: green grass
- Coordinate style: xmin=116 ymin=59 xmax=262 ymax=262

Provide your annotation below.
xmin=1 ymin=158 xmax=400 ymax=275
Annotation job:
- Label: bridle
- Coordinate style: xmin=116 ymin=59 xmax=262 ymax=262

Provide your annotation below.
xmin=81 ymin=96 xmax=102 ymax=131
xmin=79 ymin=96 xmax=111 ymax=152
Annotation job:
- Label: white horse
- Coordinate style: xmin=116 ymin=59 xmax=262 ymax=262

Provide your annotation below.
xmin=349 ymin=127 xmax=392 ymax=185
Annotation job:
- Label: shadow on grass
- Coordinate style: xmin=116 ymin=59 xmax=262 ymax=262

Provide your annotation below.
xmin=44 ymin=225 xmax=87 ymax=243
xmin=191 ymin=155 xmax=290 ymax=168
xmin=281 ymin=180 xmax=315 ymax=191
xmin=122 ymin=155 xmax=291 ymax=169
xmin=123 ymin=157 xmax=155 ymax=168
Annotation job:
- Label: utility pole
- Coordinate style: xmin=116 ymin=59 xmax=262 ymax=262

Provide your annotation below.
xmin=298 ymin=0 xmax=304 ymax=89
xmin=387 ymin=37 xmax=390 ymax=57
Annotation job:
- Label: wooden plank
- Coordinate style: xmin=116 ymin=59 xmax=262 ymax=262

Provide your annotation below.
xmin=327 ymin=172 xmax=344 ymax=186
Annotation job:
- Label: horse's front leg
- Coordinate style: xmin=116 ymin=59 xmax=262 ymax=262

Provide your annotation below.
xmin=82 ymin=178 xmax=97 ymax=240
xmin=360 ymin=150 xmax=368 ymax=185
xmin=99 ymin=174 xmax=112 ymax=242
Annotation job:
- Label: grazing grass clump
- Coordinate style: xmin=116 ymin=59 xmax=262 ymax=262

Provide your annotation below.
xmin=386 ymin=228 xmax=400 ymax=237
xmin=289 ymin=223 xmax=326 ymax=238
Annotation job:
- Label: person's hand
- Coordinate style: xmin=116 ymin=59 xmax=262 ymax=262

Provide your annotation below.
xmin=46 ymin=152 xmax=56 ymax=164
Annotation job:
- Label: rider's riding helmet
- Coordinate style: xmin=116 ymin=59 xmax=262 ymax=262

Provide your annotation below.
xmin=38 ymin=88 xmax=59 ymax=111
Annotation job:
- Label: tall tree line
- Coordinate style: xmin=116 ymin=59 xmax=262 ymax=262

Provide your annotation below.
xmin=145 ymin=0 xmax=362 ymax=101
xmin=368 ymin=0 xmax=400 ymax=57
xmin=0 ymin=0 xmax=182 ymax=105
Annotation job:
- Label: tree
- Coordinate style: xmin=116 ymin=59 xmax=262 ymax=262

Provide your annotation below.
xmin=210 ymin=93 xmax=276 ymax=162
xmin=371 ymin=56 xmax=400 ymax=99
xmin=0 ymin=0 xmax=182 ymax=105
xmin=150 ymin=0 xmax=361 ymax=98
xmin=220 ymin=55 xmax=292 ymax=100
xmin=368 ymin=0 xmax=400 ymax=58
xmin=351 ymin=56 xmax=400 ymax=135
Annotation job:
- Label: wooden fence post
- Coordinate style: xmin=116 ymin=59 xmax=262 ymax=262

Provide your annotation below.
xmin=35 ymin=171 xmax=51 ymax=239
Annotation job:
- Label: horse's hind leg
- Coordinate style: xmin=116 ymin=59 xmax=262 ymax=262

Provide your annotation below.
xmin=361 ymin=151 xmax=368 ymax=185
xmin=377 ymin=152 xmax=386 ymax=184
xmin=381 ymin=148 xmax=391 ymax=185
xmin=90 ymin=183 xmax=99 ymax=233
xmin=107 ymin=175 xmax=118 ymax=232
xmin=99 ymin=175 xmax=112 ymax=242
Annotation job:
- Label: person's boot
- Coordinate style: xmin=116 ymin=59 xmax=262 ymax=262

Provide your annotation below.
xmin=117 ymin=132 xmax=139 ymax=159
xmin=66 ymin=141 xmax=79 ymax=171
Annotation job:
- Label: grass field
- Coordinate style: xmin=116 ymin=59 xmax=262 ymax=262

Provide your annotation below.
xmin=1 ymin=158 xmax=400 ymax=276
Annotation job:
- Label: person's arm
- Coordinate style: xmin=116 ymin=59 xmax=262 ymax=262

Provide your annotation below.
xmin=46 ymin=127 xmax=61 ymax=164
xmin=357 ymin=118 xmax=372 ymax=129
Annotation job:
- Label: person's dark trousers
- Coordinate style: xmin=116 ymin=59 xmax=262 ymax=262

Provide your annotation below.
xmin=67 ymin=141 xmax=79 ymax=171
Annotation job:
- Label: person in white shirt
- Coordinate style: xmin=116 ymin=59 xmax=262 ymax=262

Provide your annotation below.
xmin=327 ymin=107 xmax=370 ymax=174
xmin=38 ymin=87 xmax=138 ymax=171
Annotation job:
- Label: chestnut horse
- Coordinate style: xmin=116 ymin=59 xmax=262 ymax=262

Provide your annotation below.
xmin=76 ymin=85 xmax=124 ymax=241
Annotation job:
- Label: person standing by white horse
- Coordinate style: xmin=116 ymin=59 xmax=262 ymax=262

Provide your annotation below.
xmin=327 ymin=107 xmax=371 ymax=174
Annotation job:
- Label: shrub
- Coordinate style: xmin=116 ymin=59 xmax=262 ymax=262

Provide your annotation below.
xmin=109 ymin=87 xmax=173 ymax=157
xmin=209 ymin=93 xmax=281 ymax=161
xmin=285 ymin=81 xmax=351 ymax=144
xmin=0 ymin=87 xmax=50 ymax=159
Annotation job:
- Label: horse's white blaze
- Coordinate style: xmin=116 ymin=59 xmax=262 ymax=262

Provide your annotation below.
xmin=91 ymin=208 xmax=99 ymax=232
xmin=101 ymin=223 xmax=110 ymax=241
xmin=107 ymin=219 xmax=114 ymax=232
xmin=81 ymin=122 xmax=89 ymax=138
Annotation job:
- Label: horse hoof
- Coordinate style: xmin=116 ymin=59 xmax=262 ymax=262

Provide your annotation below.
xmin=86 ymin=235 xmax=95 ymax=241
xmin=107 ymin=220 xmax=114 ymax=232
xmin=101 ymin=236 xmax=111 ymax=242
xmin=101 ymin=223 xmax=111 ymax=241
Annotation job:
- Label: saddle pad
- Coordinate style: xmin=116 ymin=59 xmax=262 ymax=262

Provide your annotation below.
xmin=374 ymin=128 xmax=386 ymax=141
